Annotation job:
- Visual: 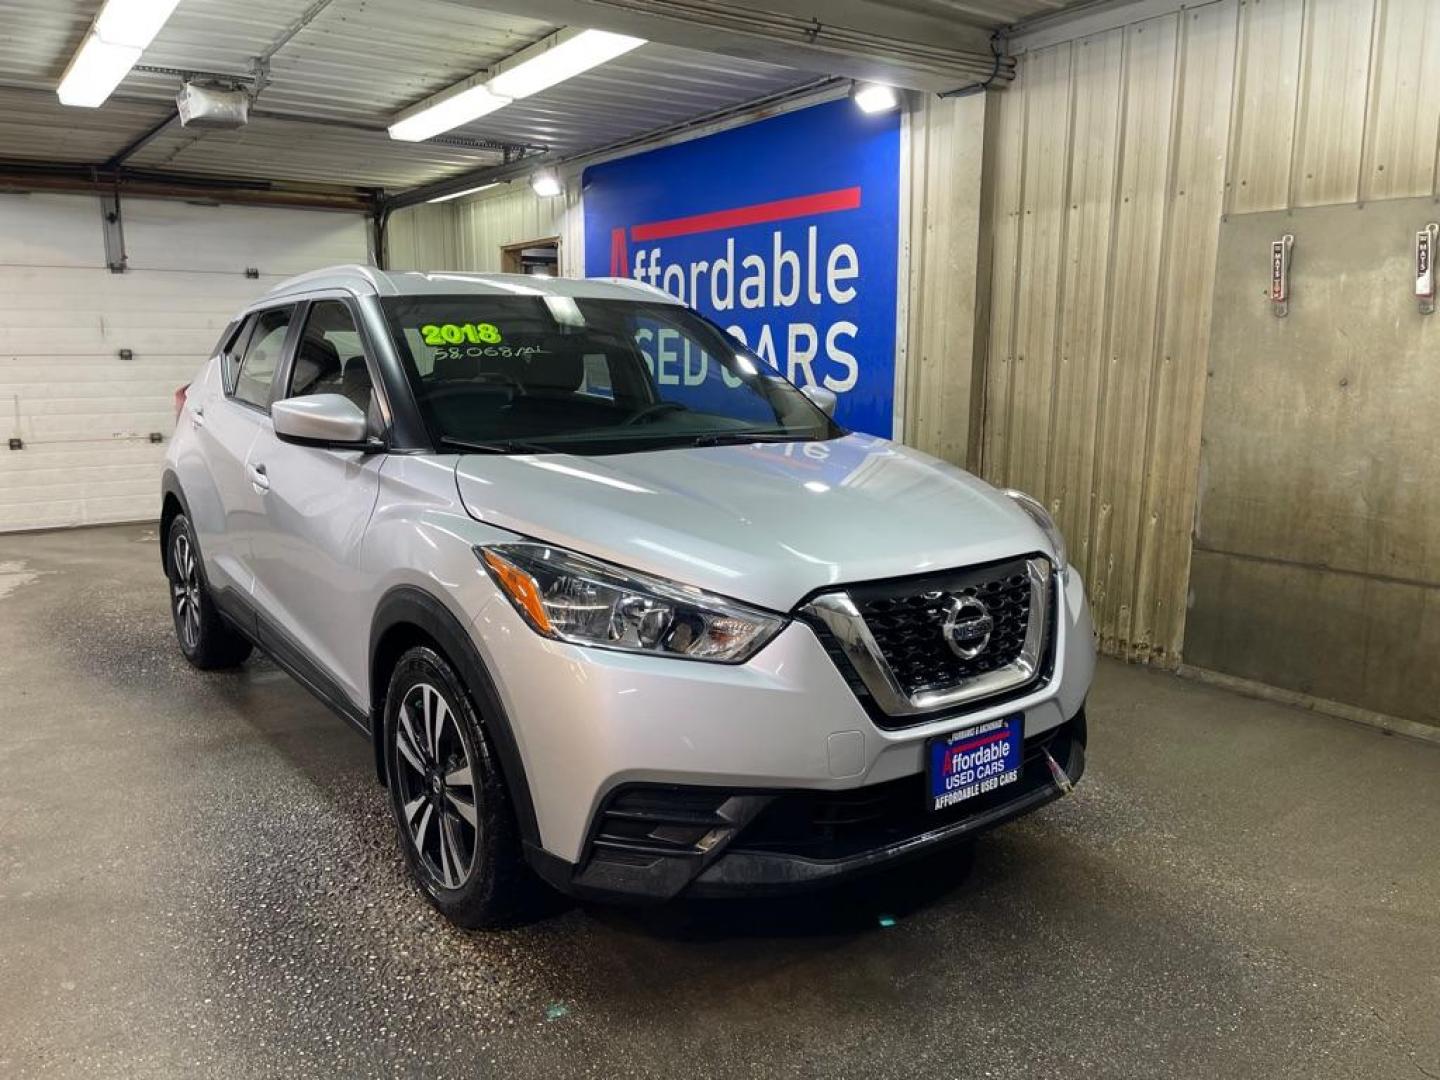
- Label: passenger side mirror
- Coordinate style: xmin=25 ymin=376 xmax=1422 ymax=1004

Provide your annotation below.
xmin=801 ymin=384 xmax=838 ymax=418
xmin=272 ymin=394 xmax=374 ymax=449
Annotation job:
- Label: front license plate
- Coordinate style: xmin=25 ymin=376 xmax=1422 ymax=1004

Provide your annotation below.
xmin=928 ymin=714 xmax=1024 ymax=812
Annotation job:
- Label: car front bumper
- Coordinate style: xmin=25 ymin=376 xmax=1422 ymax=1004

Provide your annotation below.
xmin=527 ymin=708 xmax=1085 ymax=901
xmin=472 ymin=564 xmax=1096 ymax=900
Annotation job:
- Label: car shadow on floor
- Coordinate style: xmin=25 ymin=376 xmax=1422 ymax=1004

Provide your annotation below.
xmin=200 ymin=667 xmax=991 ymax=942
xmin=578 ymin=841 xmax=980 ymax=942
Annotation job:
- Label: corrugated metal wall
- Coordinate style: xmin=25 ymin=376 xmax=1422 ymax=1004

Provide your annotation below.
xmin=387 ymin=184 xmax=581 ymax=275
xmin=982 ymin=0 xmax=1440 ymax=664
xmin=903 ymin=93 xmax=989 ymax=466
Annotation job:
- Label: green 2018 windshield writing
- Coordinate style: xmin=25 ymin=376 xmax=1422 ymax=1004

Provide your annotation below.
xmin=419 ymin=322 xmax=503 ymax=346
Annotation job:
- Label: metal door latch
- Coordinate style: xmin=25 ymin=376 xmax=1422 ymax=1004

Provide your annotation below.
xmin=1416 ymin=223 xmax=1437 ymax=315
xmin=1270 ymin=233 xmax=1294 ymax=317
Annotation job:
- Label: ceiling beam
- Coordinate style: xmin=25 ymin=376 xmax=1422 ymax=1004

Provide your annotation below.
xmin=1003 ymin=0 xmax=1212 ymax=54
xmin=440 ymin=0 xmax=1012 ymax=91
xmin=0 ymin=161 xmax=377 ymax=212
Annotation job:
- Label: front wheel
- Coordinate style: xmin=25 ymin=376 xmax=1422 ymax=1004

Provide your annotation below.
xmin=166 ymin=514 xmax=252 ymax=669
xmin=384 ymin=645 xmax=530 ymax=927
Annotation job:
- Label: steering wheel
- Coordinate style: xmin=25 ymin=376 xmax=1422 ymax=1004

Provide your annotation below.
xmin=622 ymin=401 xmax=689 ymax=426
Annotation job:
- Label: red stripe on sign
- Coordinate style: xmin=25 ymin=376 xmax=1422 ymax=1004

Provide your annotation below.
xmin=629 ymin=186 xmax=862 ymax=242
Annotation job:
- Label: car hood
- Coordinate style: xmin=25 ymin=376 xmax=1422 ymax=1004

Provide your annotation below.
xmin=454 ymin=434 xmax=1052 ymax=612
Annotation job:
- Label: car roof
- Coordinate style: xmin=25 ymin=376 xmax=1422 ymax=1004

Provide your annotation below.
xmin=256 ymin=264 xmax=682 ymax=305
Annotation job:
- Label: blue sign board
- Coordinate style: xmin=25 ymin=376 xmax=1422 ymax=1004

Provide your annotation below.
xmin=582 ymin=98 xmax=901 ymax=436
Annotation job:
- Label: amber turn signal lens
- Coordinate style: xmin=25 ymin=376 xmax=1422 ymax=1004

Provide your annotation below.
xmin=481 ymin=548 xmax=553 ymax=634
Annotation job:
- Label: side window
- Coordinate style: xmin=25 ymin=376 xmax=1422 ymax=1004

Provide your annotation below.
xmin=232 ymin=307 xmax=293 ymax=409
xmin=288 ymin=301 xmax=373 ymax=423
xmin=215 ymin=318 xmax=249 ymax=394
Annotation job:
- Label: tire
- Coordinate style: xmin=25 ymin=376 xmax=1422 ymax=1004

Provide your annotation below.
xmin=166 ymin=514 xmax=253 ymax=670
xmin=383 ymin=645 xmax=530 ymax=928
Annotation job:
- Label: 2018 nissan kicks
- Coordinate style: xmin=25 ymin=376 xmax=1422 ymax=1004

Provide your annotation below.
xmin=161 ymin=265 xmax=1095 ymax=926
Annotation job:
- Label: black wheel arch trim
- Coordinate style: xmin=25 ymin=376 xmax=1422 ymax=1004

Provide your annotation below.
xmin=369 ymin=585 xmax=541 ymax=850
xmin=159 ymin=469 xmax=190 ymax=575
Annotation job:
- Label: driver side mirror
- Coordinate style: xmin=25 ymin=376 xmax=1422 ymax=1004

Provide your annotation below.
xmin=272 ymin=393 xmax=376 ymax=449
xmin=801 ymin=384 xmax=838 ymax=418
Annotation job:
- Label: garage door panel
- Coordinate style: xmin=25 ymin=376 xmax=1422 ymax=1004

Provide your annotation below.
xmin=6 ymin=332 xmax=225 ymax=358
xmin=0 ymin=443 xmax=167 ymax=478
xmin=2 ymin=468 xmax=162 ymax=497
xmin=0 ymin=195 xmax=105 ymax=268
xmin=1 ymin=328 xmax=229 ymax=356
xmin=0 ymin=267 xmax=275 ymax=309
xmin=28 ymin=408 xmax=177 ymax=435
xmin=124 ymin=200 xmax=368 ymax=274
xmin=0 ymin=194 xmax=369 ymax=532
xmin=0 ymin=447 xmax=168 ymax=531
xmin=3 ymin=380 xmax=196 ymax=404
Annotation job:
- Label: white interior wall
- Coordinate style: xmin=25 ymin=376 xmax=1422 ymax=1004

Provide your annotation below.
xmin=0 ymin=194 xmax=368 ymax=532
xmin=387 ymin=182 xmax=582 ymax=275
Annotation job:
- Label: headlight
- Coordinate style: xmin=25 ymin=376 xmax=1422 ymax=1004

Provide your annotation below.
xmin=1003 ymin=489 xmax=1068 ymax=574
xmin=478 ymin=542 xmax=784 ymax=663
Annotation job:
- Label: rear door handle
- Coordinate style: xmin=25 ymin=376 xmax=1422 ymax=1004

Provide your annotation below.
xmin=248 ymin=462 xmax=270 ymax=492
xmin=191 ymin=404 xmax=204 ymax=429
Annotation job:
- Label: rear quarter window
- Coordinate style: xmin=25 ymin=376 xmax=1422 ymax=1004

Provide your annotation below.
xmin=216 ymin=318 xmax=250 ymax=394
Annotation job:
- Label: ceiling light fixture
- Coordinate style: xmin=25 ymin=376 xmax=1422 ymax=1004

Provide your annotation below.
xmin=388 ymin=79 xmax=511 ymax=142
xmin=426 ymin=181 xmax=502 ymax=204
xmin=57 ymin=0 xmax=182 ymax=108
xmin=852 ymin=82 xmax=899 ymax=114
xmin=95 ymin=0 xmax=184 ymax=47
xmin=488 ymin=29 xmax=645 ymax=100
xmin=530 ymin=169 xmax=562 ymax=198
xmin=388 ymin=28 xmax=646 ymax=143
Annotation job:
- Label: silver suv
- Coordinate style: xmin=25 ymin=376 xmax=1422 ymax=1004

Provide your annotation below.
xmin=162 ymin=265 xmax=1095 ymax=926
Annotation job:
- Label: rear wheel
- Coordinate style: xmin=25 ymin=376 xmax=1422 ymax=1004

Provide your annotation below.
xmin=384 ymin=645 xmax=530 ymax=927
xmin=166 ymin=514 xmax=252 ymax=669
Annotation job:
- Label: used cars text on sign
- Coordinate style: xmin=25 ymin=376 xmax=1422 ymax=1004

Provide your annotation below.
xmin=582 ymin=99 xmax=902 ymax=436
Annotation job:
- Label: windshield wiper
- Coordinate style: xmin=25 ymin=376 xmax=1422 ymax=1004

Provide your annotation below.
xmin=690 ymin=431 xmax=811 ymax=447
xmin=438 ymin=435 xmax=557 ymax=455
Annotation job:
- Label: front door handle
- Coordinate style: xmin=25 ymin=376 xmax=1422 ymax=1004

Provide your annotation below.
xmin=248 ymin=462 xmax=270 ymax=492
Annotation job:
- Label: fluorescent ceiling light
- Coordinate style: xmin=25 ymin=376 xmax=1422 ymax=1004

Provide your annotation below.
xmin=95 ymin=0 xmax=183 ymax=48
xmin=531 ymin=169 xmax=562 ymax=197
xmin=427 ymin=181 xmax=501 ymax=204
xmin=388 ymin=27 xmax=647 ymax=142
xmin=57 ymin=0 xmax=182 ymax=108
xmin=389 ymin=82 xmax=510 ymax=142
xmin=488 ymin=30 xmax=645 ymax=100
xmin=853 ymin=82 xmax=899 ymax=114
xmin=57 ymin=32 xmax=143 ymax=108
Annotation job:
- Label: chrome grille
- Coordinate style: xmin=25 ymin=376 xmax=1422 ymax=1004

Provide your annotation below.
xmin=855 ymin=563 xmax=1033 ymax=697
xmin=801 ymin=555 xmax=1053 ymax=720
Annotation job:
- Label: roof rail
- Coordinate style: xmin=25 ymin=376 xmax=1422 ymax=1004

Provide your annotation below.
xmin=587 ymin=276 xmax=682 ymax=304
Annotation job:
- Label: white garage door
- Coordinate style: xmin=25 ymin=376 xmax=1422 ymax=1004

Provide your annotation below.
xmin=0 ymin=193 xmax=369 ymax=532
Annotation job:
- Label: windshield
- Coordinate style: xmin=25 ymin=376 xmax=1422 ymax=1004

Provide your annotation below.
xmin=381 ymin=294 xmax=844 ymax=454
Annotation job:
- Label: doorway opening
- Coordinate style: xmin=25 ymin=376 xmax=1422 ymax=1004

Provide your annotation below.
xmin=502 ymin=237 xmax=560 ymax=276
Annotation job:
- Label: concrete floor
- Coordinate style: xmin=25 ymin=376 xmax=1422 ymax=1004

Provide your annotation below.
xmin=1 ymin=524 xmax=1437 ymax=1080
